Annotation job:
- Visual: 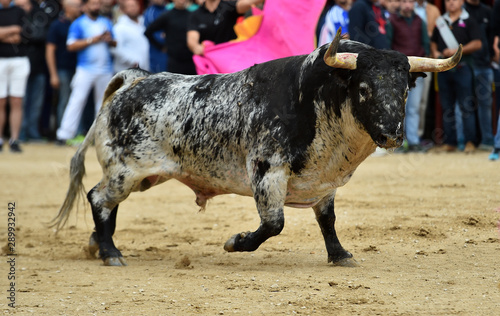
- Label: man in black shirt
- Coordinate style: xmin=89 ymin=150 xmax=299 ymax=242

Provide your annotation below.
xmin=145 ymin=0 xmax=196 ymax=75
xmin=0 ymin=0 xmax=29 ymax=152
xmin=430 ymin=0 xmax=481 ymax=153
xmin=187 ymin=0 xmax=264 ymax=56
xmin=465 ymin=0 xmax=495 ymax=150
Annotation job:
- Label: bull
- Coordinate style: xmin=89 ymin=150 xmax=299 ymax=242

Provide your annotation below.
xmin=52 ymin=30 xmax=461 ymax=266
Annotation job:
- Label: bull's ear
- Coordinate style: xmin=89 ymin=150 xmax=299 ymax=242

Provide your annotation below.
xmin=409 ymin=72 xmax=426 ymax=88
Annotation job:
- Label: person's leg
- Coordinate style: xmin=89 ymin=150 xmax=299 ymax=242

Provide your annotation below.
xmin=0 ymin=98 xmax=6 ymax=143
xmin=0 ymin=60 xmax=8 ymax=143
xmin=455 ymin=102 xmax=464 ymax=150
xmin=456 ymin=66 xmax=477 ymax=147
xmin=26 ymin=73 xmax=46 ymax=139
xmin=494 ymin=67 xmax=500 ymax=117
xmin=405 ymin=76 xmax=425 ymax=146
xmin=473 ymin=67 xmax=494 ymax=147
xmin=438 ymin=71 xmax=458 ymax=146
xmin=93 ymin=72 xmax=113 ymax=115
xmin=8 ymin=96 xmax=23 ymax=141
xmin=20 ymin=75 xmax=34 ymax=141
xmin=56 ymin=69 xmax=74 ymax=128
xmin=57 ymin=69 xmax=94 ymax=140
xmin=418 ymin=72 xmax=431 ymax=138
xmin=9 ymin=57 xmax=30 ymax=145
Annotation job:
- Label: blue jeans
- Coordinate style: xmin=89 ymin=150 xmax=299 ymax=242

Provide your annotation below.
xmin=56 ymin=69 xmax=75 ymax=128
xmin=437 ymin=65 xmax=477 ymax=146
xmin=405 ymin=76 xmax=425 ymax=145
xmin=20 ymin=73 xmax=46 ymax=140
xmin=149 ymin=46 xmax=167 ymax=73
xmin=472 ymin=66 xmax=494 ymax=146
xmin=493 ymin=66 xmax=500 ymax=149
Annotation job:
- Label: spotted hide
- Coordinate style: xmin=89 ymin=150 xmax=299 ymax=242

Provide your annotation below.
xmin=52 ymin=31 xmax=460 ymax=266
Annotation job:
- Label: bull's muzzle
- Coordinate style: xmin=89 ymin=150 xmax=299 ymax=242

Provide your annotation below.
xmin=374 ymin=133 xmax=404 ymax=149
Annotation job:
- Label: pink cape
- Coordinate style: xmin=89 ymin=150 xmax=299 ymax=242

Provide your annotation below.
xmin=193 ymin=0 xmax=327 ymax=75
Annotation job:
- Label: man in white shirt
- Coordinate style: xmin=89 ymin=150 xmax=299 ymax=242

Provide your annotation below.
xmin=56 ymin=0 xmax=116 ymax=143
xmin=112 ymin=0 xmax=149 ymax=73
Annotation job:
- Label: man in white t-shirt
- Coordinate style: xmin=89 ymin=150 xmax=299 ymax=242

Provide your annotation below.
xmin=112 ymin=0 xmax=149 ymax=73
xmin=56 ymin=0 xmax=116 ymax=143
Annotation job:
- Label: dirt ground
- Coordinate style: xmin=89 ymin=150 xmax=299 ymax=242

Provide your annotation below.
xmin=1 ymin=143 xmax=499 ymax=315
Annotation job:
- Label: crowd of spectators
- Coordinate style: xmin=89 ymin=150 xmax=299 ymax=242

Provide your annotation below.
xmin=0 ymin=0 xmax=499 ymax=160
xmin=320 ymin=0 xmax=500 ymax=159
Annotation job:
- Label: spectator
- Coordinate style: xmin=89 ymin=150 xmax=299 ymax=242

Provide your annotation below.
xmin=430 ymin=0 xmax=481 ymax=153
xmin=387 ymin=0 xmax=429 ymax=152
xmin=56 ymin=0 xmax=116 ymax=144
xmin=414 ymin=0 xmax=440 ymax=38
xmin=187 ymin=0 xmax=265 ymax=56
xmin=166 ymin=0 xmax=199 ymax=10
xmin=46 ymin=0 xmax=81 ymax=129
xmin=16 ymin=0 xmax=50 ymax=142
xmin=100 ymin=0 xmax=114 ymax=19
xmin=465 ymin=0 xmax=494 ymax=150
xmin=318 ymin=0 xmax=351 ymax=46
xmin=414 ymin=0 xmax=440 ymax=141
xmin=144 ymin=0 xmax=167 ymax=73
xmin=112 ymin=0 xmax=125 ymax=23
xmin=349 ymin=0 xmax=390 ymax=49
xmin=38 ymin=0 xmax=62 ymax=23
xmin=0 ymin=0 xmax=29 ymax=152
xmin=112 ymin=0 xmax=150 ymax=73
xmin=489 ymin=0 xmax=500 ymax=160
xmin=316 ymin=0 xmax=336 ymax=44
xmin=383 ymin=0 xmax=400 ymax=14
xmin=145 ymin=0 xmax=196 ymax=74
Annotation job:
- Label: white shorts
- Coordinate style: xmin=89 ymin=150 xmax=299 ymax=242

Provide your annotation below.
xmin=0 ymin=57 xmax=30 ymax=98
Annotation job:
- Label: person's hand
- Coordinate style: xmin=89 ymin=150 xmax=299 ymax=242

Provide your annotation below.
xmin=442 ymin=48 xmax=457 ymax=58
xmin=192 ymin=43 xmax=205 ymax=56
xmin=3 ymin=34 xmax=21 ymax=44
xmin=50 ymin=74 xmax=60 ymax=89
xmin=430 ymin=50 xmax=441 ymax=59
xmin=8 ymin=25 xmax=22 ymax=35
xmin=493 ymin=45 xmax=500 ymax=63
xmin=100 ymin=31 xmax=113 ymax=43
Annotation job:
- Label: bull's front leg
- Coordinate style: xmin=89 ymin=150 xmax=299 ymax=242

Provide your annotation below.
xmin=314 ymin=192 xmax=358 ymax=267
xmin=224 ymin=162 xmax=288 ymax=252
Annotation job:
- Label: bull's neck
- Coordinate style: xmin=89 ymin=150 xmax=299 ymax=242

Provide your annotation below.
xmin=304 ymin=99 xmax=376 ymax=183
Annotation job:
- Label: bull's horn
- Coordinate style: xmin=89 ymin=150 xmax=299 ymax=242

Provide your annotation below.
xmin=323 ymin=28 xmax=358 ymax=70
xmin=408 ymin=45 xmax=462 ymax=72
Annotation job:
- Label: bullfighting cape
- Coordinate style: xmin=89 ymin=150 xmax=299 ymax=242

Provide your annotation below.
xmin=193 ymin=0 xmax=326 ymax=75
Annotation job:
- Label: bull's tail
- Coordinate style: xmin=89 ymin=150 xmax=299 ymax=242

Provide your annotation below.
xmin=49 ymin=120 xmax=97 ymax=232
xmin=50 ymin=68 xmax=151 ymax=232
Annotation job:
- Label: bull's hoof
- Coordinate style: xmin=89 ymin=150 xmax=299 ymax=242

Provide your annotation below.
xmin=224 ymin=231 xmax=251 ymax=252
xmin=88 ymin=232 xmax=99 ymax=259
xmin=103 ymin=256 xmax=128 ymax=266
xmin=332 ymin=257 xmax=359 ymax=267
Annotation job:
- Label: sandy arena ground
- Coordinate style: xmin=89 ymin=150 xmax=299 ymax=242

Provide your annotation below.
xmin=1 ymin=143 xmax=499 ymax=315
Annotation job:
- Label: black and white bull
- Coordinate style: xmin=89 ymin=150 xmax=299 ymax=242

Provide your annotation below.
xmin=52 ymin=30 xmax=461 ymax=266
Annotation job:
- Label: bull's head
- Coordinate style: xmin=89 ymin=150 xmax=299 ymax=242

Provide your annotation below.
xmin=322 ymin=28 xmax=461 ymax=149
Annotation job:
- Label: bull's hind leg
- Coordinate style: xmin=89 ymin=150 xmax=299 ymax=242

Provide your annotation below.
xmin=87 ymin=177 xmax=133 ymax=266
xmin=224 ymin=162 xmax=288 ymax=252
xmin=313 ymin=192 xmax=358 ymax=267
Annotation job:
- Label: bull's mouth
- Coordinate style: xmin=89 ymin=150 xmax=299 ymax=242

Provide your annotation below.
xmin=374 ymin=133 xmax=404 ymax=149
